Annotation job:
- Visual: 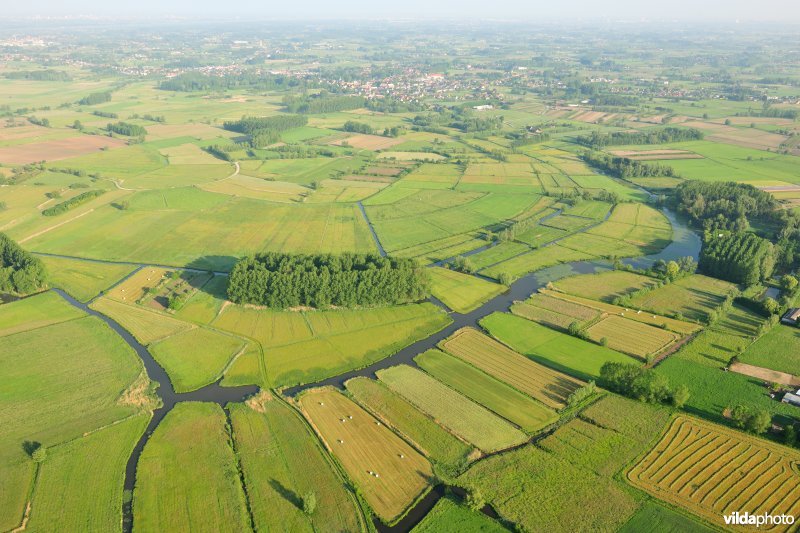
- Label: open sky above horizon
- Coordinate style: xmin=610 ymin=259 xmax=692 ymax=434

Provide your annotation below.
xmin=3 ymin=0 xmax=800 ymax=23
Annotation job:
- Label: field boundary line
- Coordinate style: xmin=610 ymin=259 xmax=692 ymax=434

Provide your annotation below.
xmin=19 ymin=208 xmax=95 ymax=244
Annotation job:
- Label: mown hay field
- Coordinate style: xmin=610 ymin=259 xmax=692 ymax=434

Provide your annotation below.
xmin=149 ymin=327 xmax=245 ymax=392
xmin=428 ymin=267 xmax=505 ymax=313
xmin=553 ymin=270 xmax=659 ymax=303
xmin=346 ymin=377 xmax=474 ymax=473
xmin=538 ymin=289 xmax=702 ymax=335
xmin=415 ymin=350 xmax=557 ymax=433
xmin=0 ymin=291 xmax=84 ymax=337
xmin=440 ymin=327 xmax=584 ymax=408
xmin=585 ymin=315 xmax=679 ymax=359
xmin=377 ymin=365 xmax=528 ymax=452
xmin=24 ymin=196 xmax=377 ymax=270
xmin=134 ymin=403 xmax=251 ymax=532
xmin=40 ymin=255 xmax=135 ymax=302
xmin=90 ymin=296 xmax=193 ymax=345
xmin=298 ymin=388 xmax=432 ymax=522
xmin=228 ymin=400 xmax=362 ymax=532
xmin=479 ymin=314 xmax=638 ymax=382
xmin=628 ymin=416 xmax=800 ymax=532
xmin=628 ymin=274 xmax=736 ymax=322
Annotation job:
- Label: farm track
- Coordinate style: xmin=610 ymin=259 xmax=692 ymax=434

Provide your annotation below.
xmin=38 ymin=205 xmax=699 ymax=533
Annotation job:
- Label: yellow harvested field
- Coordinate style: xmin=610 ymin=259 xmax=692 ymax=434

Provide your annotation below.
xmin=0 ymin=135 xmax=128 ymax=165
xmin=629 ymin=416 xmax=800 ymax=532
xmin=145 ymin=123 xmax=234 ymax=140
xmin=684 ymin=121 xmax=787 ymax=151
xmin=298 ymin=388 xmax=433 ymax=522
xmin=440 ymin=328 xmax=583 ymax=409
xmin=586 ymin=315 xmax=678 ymax=358
xmin=378 ymin=152 xmax=445 ymax=161
xmin=106 ymin=267 xmax=171 ymax=302
xmin=331 ymin=134 xmax=405 ymax=150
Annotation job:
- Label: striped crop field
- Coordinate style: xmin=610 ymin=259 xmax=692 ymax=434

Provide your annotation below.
xmin=585 ymin=315 xmax=679 ymax=359
xmin=628 ymin=416 xmax=800 ymax=532
xmin=439 ymin=328 xmax=583 ymax=409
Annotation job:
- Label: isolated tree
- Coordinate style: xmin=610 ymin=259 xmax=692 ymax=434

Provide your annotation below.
xmin=302 ymin=492 xmax=316 ymax=515
xmin=672 ymin=384 xmax=690 ymax=409
xmin=729 ymin=405 xmax=750 ymax=428
xmin=466 ymin=487 xmax=485 ymax=511
xmin=785 ymin=424 xmax=797 ymax=447
xmin=31 ymin=447 xmax=47 ymax=463
xmin=746 ymin=410 xmax=772 ymax=435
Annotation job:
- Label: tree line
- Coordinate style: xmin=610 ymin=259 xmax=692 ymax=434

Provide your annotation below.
xmin=227 ymin=252 xmax=429 ymax=309
xmin=0 ymin=233 xmax=47 ymax=295
xmin=223 ymin=114 xmax=307 ymax=135
xmin=107 ymin=122 xmax=147 ymax=137
xmin=78 ymin=91 xmax=112 ymax=106
xmin=581 ymin=151 xmax=678 ymax=178
xmin=283 ymin=94 xmax=366 ymax=114
xmin=158 ymin=72 xmax=300 ymax=92
xmin=575 ymin=127 xmax=703 ymax=148
xmin=42 ymin=190 xmax=104 ymax=217
xmin=4 ymin=70 xmax=71 ymax=81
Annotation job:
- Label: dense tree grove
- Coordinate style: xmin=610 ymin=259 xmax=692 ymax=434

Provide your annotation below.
xmin=227 ymin=253 xmax=430 ymax=309
xmin=158 ymin=72 xmax=299 ymax=92
xmin=42 ymin=190 xmax=104 ymax=216
xmin=78 ymin=91 xmax=112 ymax=105
xmin=581 ymin=151 xmax=677 ymax=178
xmin=0 ymin=233 xmax=47 ymax=294
xmin=223 ymin=115 xmax=307 ymax=135
xmin=4 ymin=70 xmax=71 ymax=81
xmin=107 ymin=121 xmax=147 ymax=137
xmin=673 ymin=181 xmax=777 ymax=231
xmin=575 ymin=127 xmax=703 ymax=148
xmin=283 ymin=94 xmax=366 ymax=114
xmin=699 ymin=231 xmax=775 ymax=285
xmin=343 ymin=120 xmax=373 ymax=134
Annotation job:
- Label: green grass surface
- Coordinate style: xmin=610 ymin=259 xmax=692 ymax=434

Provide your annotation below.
xmin=149 ymin=327 xmax=245 ymax=392
xmin=415 ymin=350 xmax=557 ymax=433
xmin=459 ymin=395 xmax=671 ymax=532
xmin=0 ymin=291 xmax=84 ymax=337
xmin=480 ymin=312 xmax=638 ymax=381
xmin=619 ymin=502 xmax=715 ymax=533
xmin=554 ymin=270 xmax=659 ymax=303
xmin=428 ymin=267 xmax=505 ymax=313
xmin=134 ymin=402 xmax=250 ymax=532
xmin=229 ymin=401 xmax=362 ymax=533
xmin=628 ymin=274 xmax=736 ymax=322
xmin=412 ymin=497 xmax=506 ymax=533
xmin=740 ymin=324 xmax=800 ymax=376
xmin=0 ymin=315 xmax=143 ymax=531
xmin=377 ymin=365 xmax=528 ymax=452
xmin=27 ymin=415 xmax=148 ymax=532
xmin=346 ymin=377 xmax=474 ymax=474
xmin=90 ymin=297 xmax=192 ymax=345
xmin=25 ymin=197 xmax=377 ymax=270
xmin=40 ymin=256 xmax=136 ymax=302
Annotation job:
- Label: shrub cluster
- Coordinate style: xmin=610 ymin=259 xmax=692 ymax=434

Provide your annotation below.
xmin=0 ymin=233 xmax=47 ymax=294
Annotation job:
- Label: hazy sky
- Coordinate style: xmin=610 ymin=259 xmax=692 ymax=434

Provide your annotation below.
xmin=3 ymin=0 xmax=800 ymax=22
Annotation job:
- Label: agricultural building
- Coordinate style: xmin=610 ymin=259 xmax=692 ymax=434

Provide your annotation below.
xmin=781 ymin=308 xmax=800 ymax=325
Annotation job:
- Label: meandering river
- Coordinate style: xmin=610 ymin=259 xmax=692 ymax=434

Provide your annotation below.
xmin=45 ymin=206 xmax=699 ymax=533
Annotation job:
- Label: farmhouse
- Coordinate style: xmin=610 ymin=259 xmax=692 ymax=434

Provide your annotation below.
xmin=781 ymin=308 xmax=800 ymax=325
xmin=782 ymin=390 xmax=800 ymax=407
